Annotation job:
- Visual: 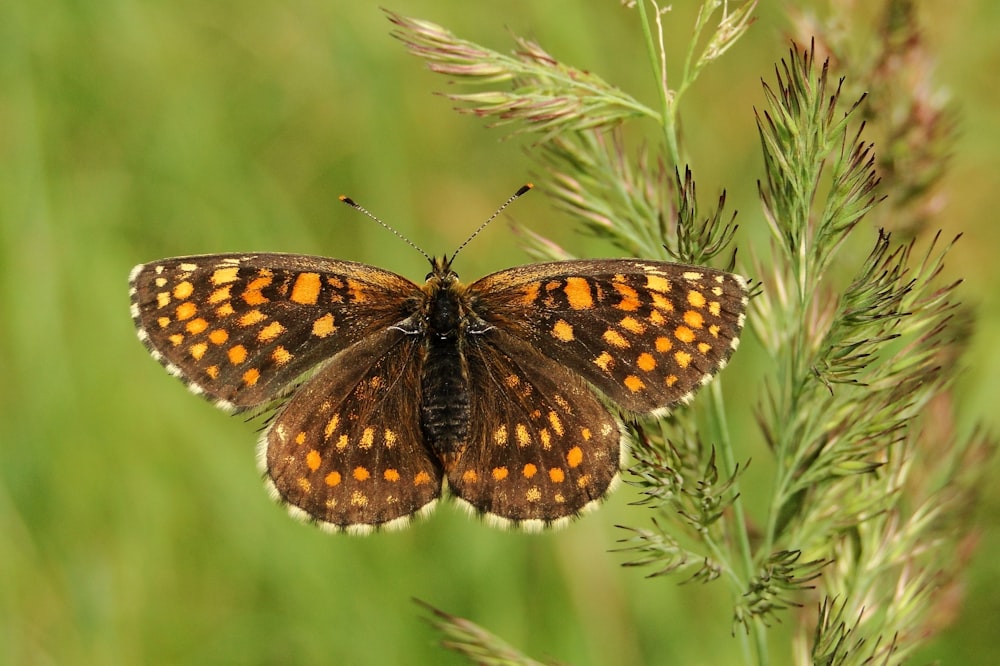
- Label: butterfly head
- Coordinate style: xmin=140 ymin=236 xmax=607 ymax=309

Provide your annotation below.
xmin=426 ymin=255 xmax=458 ymax=283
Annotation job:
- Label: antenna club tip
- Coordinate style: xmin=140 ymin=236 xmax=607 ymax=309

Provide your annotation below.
xmin=517 ymin=183 xmax=534 ymax=195
xmin=339 ymin=195 xmax=356 ymax=206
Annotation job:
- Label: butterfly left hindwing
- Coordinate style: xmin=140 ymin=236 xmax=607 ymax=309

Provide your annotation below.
xmin=447 ymin=329 xmax=625 ymax=528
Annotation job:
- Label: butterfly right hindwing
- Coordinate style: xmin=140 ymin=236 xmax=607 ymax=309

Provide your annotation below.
xmin=261 ymin=329 xmax=442 ymax=533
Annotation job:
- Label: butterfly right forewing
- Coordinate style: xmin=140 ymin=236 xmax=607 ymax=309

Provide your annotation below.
xmin=129 ymin=253 xmax=422 ymax=411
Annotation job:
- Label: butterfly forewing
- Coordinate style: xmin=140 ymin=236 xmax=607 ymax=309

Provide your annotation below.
xmin=469 ymin=260 xmax=748 ymax=415
xmin=129 ymin=254 xmax=421 ymax=410
xmin=261 ymin=329 xmax=442 ymax=533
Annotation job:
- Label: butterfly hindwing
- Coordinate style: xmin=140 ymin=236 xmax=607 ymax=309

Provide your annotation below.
xmin=447 ymin=329 xmax=625 ymax=528
xmin=261 ymin=329 xmax=442 ymax=533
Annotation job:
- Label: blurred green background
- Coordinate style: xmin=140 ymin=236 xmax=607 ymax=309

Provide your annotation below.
xmin=2 ymin=1 xmax=998 ymax=664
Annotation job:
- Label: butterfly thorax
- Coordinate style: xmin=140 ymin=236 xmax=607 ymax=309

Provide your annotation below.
xmin=417 ymin=257 xmax=480 ymax=467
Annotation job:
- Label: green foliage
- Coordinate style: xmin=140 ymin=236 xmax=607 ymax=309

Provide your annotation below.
xmin=391 ymin=2 xmax=994 ymax=664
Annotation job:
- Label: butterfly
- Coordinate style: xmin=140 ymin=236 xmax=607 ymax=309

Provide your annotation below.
xmin=129 ymin=185 xmax=748 ymax=533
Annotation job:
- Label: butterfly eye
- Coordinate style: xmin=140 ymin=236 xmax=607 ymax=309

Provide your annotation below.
xmin=426 ymin=270 xmax=460 ymax=282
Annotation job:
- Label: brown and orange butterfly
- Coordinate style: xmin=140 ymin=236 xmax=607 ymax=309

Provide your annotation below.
xmin=129 ymin=185 xmax=748 ymax=533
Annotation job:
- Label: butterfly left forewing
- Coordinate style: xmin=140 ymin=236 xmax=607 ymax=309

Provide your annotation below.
xmin=469 ymin=259 xmax=748 ymax=416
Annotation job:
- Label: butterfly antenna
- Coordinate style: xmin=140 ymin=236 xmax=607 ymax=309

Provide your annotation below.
xmin=338 ymin=195 xmax=432 ymax=263
xmin=450 ymin=183 xmax=534 ymax=263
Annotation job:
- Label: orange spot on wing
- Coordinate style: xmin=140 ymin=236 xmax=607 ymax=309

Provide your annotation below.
xmin=242 ymin=368 xmax=260 ymax=386
xmin=242 ymin=288 xmax=268 ymax=306
xmin=520 ymin=281 xmax=541 ymax=305
xmin=593 ymin=351 xmax=614 ymax=371
xmin=228 ymin=345 xmax=247 ymax=364
xmin=172 ymin=281 xmax=194 ymax=300
xmin=324 ymin=415 xmax=340 ymax=438
xmin=687 ymin=290 xmax=706 ymax=308
xmin=516 ymin=423 xmax=530 ymax=447
xmin=646 ymin=274 xmax=672 ymax=292
xmin=651 ymin=293 xmax=673 ymax=311
xmin=306 ymin=449 xmax=322 ymax=471
xmin=613 ymin=282 xmax=641 ymax=311
xmin=290 ymin=272 xmax=321 ymax=305
xmin=619 ymin=316 xmax=645 ymax=334
xmin=564 ymin=277 xmax=594 ymax=309
xmin=185 ymin=317 xmax=209 ymax=335
xmin=175 ymin=302 xmax=197 ymax=320
xmin=239 ymin=309 xmax=266 ymax=327
xmin=684 ymin=310 xmax=704 ymax=329
xmin=624 ymin=375 xmax=645 ymax=392
xmin=603 ymin=329 xmax=630 ymax=348
xmin=211 ymin=266 xmax=239 ymax=285
xmin=208 ymin=285 xmax=231 ymax=304
xmin=675 ymin=326 xmax=695 ymax=343
xmin=312 ymin=313 xmax=336 ymax=338
xmin=548 ymin=411 xmax=564 ymax=436
xmin=551 ymin=319 xmax=574 ymax=342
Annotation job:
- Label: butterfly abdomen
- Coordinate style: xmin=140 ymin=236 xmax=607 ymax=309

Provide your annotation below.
xmin=419 ymin=274 xmax=474 ymax=465
xmin=420 ymin=335 xmax=471 ymax=465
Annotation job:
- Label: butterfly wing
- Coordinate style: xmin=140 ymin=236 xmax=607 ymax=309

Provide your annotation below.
xmin=468 ymin=259 xmax=748 ymax=416
xmin=129 ymin=253 xmax=421 ymax=411
xmin=261 ymin=328 xmax=442 ymax=533
xmin=447 ymin=329 xmax=625 ymax=528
